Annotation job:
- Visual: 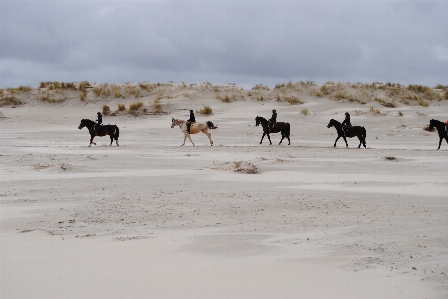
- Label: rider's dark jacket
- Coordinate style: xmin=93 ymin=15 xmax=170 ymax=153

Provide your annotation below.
xmin=97 ymin=114 xmax=102 ymax=125
xmin=188 ymin=111 xmax=196 ymax=122
xmin=269 ymin=112 xmax=277 ymax=123
xmin=342 ymin=115 xmax=351 ymax=127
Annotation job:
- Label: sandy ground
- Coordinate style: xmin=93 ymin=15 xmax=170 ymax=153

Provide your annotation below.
xmin=1 ymin=86 xmax=448 ymax=299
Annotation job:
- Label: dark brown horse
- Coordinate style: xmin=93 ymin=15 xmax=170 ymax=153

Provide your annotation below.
xmin=255 ymin=116 xmax=290 ymax=145
xmin=428 ymin=119 xmax=448 ymax=149
xmin=327 ymin=119 xmax=366 ymax=148
xmin=78 ymin=119 xmax=120 ymax=147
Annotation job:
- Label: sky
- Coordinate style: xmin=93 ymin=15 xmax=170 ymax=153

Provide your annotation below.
xmin=1 ymin=0 xmax=447 ymax=89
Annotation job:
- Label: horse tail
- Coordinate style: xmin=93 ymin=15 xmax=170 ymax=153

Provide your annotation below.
xmin=363 ymin=126 xmax=367 ymax=144
xmin=206 ymin=121 xmax=218 ymax=129
xmin=285 ymin=122 xmax=290 ymax=138
xmin=114 ymin=125 xmax=120 ymax=140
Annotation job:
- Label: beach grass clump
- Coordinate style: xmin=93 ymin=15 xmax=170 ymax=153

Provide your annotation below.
xmin=151 ymin=98 xmax=162 ymax=113
xmin=112 ymin=85 xmax=122 ymax=98
xmin=38 ymin=91 xmax=66 ymax=103
xmin=79 ymin=91 xmax=87 ymax=101
xmin=197 ymin=105 xmax=213 ymax=115
xmin=398 ymin=111 xmax=403 ymax=116
xmin=129 ymin=101 xmax=143 ymax=111
xmin=139 ymin=83 xmax=154 ymax=92
xmin=102 ymin=104 xmax=111 ymax=116
xmin=368 ymin=107 xmax=381 ymax=115
xmin=124 ymin=85 xmax=141 ymax=98
xmin=216 ymin=93 xmax=231 ymax=103
xmin=78 ymin=81 xmax=91 ymax=92
xmin=117 ymin=103 xmax=126 ymax=111
xmin=444 ymin=89 xmax=448 ymax=100
xmin=374 ymin=97 xmax=396 ymax=108
xmin=284 ymin=95 xmax=303 ymax=105
xmin=93 ymin=84 xmax=111 ymax=98
xmin=0 ymin=94 xmax=23 ymax=106
xmin=301 ymin=108 xmax=309 ymax=115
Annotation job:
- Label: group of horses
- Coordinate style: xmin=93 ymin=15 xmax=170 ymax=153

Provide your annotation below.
xmin=78 ymin=117 xmax=448 ymax=150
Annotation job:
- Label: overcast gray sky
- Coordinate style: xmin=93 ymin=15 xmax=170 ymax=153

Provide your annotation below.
xmin=1 ymin=0 xmax=447 ymax=89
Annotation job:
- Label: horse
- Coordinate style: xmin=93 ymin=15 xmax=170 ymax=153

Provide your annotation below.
xmin=327 ymin=119 xmax=366 ymax=148
xmin=255 ymin=116 xmax=290 ymax=145
xmin=171 ymin=118 xmax=217 ymax=146
xmin=78 ymin=119 xmax=119 ymax=147
xmin=428 ymin=119 xmax=448 ymax=149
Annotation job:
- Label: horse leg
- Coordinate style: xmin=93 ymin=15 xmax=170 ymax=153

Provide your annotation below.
xmin=287 ymin=136 xmax=290 ymax=145
xmin=89 ymin=135 xmax=96 ymax=147
xmin=186 ymin=133 xmax=195 ymax=146
xmin=437 ymin=137 xmax=442 ymax=150
xmin=260 ymin=133 xmax=266 ymax=144
xmin=343 ymin=136 xmax=348 ymax=148
xmin=267 ymin=134 xmax=272 ymax=145
xmin=279 ymin=133 xmax=284 ymax=145
xmin=109 ymin=134 xmax=113 ymax=146
xmin=204 ymin=131 xmax=213 ymax=146
xmin=357 ymin=136 xmax=362 ymax=148
xmin=333 ymin=136 xmax=340 ymax=147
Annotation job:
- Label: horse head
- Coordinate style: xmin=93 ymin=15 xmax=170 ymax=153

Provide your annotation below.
xmin=171 ymin=117 xmax=176 ymax=128
xmin=327 ymin=119 xmax=335 ymax=128
xmin=428 ymin=119 xmax=436 ymax=130
xmin=78 ymin=119 xmax=87 ymax=130
xmin=255 ymin=116 xmax=260 ymax=126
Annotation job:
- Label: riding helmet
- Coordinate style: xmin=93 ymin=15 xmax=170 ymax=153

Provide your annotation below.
xmin=345 ymin=112 xmax=349 ymax=115
xmin=272 ymin=109 xmax=276 ymax=112
xmin=97 ymin=112 xmax=101 ymax=115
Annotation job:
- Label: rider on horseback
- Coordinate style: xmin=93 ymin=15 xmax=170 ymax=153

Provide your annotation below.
xmin=186 ymin=110 xmax=196 ymax=134
xmin=95 ymin=112 xmax=102 ymax=134
xmin=341 ymin=112 xmax=351 ymax=135
xmin=269 ymin=109 xmax=277 ymax=131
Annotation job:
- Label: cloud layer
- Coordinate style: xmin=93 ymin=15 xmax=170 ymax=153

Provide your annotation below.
xmin=1 ymin=0 xmax=447 ymax=88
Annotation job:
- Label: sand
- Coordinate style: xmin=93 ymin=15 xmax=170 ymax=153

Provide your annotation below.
xmin=1 ymin=82 xmax=447 ymax=298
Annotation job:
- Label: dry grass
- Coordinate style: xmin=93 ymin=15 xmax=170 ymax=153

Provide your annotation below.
xmin=0 ymin=94 xmax=23 ymax=106
xmin=216 ymin=93 xmax=231 ymax=103
xmin=102 ymin=105 xmax=111 ymax=116
xmin=369 ymin=107 xmax=381 ymax=115
xmin=151 ymin=99 xmax=162 ymax=113
xmin=301 ymin=108 xmax=309 ymax=115
xmin=375 ymin=97 xmax=396 ymax=108
xmin=139 ymin=83 xmax=154 ymax=92
xmin=78 ymin=81 xmax=91 ymax=92
xmin=129 ymin=101 xmax=143 ymax=111
xmin=197 ymin=105 xmax=213 ymax=115
xmin=284 ymin=95 xmax=303 ymax=105
xmin=79 ymin=91 xmax=87 ymax=101
xmin=38 ymin=91 xmax=66 ymax=103
xmin=117 ymin=103 xmax=126 ymax=111
xmin=398 ymin=111 xmax=403 ymax=116
xmin=93 ymin=84 xmax=111 ymax=98
xmin=124 ymin=85 xmax=141 ymax=98
xmin=112 ymin=85 xmax=122 ymax=98
xmin=423 ymin=125 xmax=436 ymax=132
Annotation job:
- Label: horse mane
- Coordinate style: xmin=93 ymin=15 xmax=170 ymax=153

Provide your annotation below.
xmin=430 ymin=119 xmax=444 ymax=126
xmin=256 ymin=116 xmax=267 ymax=122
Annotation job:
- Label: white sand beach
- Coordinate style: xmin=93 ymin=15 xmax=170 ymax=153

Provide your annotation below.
xmin=1 ymin=82 xmax=447 ymax=298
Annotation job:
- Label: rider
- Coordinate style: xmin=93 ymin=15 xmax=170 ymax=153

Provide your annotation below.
xmin=186 ymin=109 xmax=196 ymax=134
xmin=95 ymin=112 xmax=102 ymax=134
xmin=341 ymin=112 xmax=351 ymax=134
xmin=268 ymin=109 xmax=277 ymax=131
xmin=446 ymin=120 xmax=448 ymax=132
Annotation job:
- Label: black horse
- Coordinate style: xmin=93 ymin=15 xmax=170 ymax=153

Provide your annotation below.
xmin=78 ymin=119 xmax=120 ymax=147
xmin=327 ymin=119 xmax=366 ymax=148
xmin=255 ymin=116 xmax=290 ymax=145
xmin=428 ymin=119 xmax=448 ymax=150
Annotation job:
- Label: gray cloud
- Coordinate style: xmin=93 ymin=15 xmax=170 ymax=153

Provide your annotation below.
xmin=1 ymin=0 xmax=447 ymax=88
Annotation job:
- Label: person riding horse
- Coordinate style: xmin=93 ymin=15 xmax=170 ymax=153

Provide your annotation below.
xmin=186 ymin=110 xmax=196 ymax=134
xmin=95 ymin=112 xmax=103 ymax=134
xmin=341 ymin=112 xmax=352 ymax=135
xmin=269 ymin=109 xmax=277 ymax=131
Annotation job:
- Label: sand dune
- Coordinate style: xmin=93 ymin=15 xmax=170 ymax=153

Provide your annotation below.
xmin=1 ymin=82 xmax=447 ymax=298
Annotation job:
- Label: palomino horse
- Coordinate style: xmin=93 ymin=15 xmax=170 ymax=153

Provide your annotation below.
xmin=327 ymin=119 xmax=366 ymax=148
xmin=428 ymin=119 xmax=448 ymax=149
xmin=78 ymin=119 xmax=120 ymax=147
xmin=171 ymin=118 xmax=217 ymax=146
xmin=255 ymin=116 xmax=290 ymax=145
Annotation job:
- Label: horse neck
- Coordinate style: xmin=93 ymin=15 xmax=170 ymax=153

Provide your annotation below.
xmin=332 ymin=119 xmax=342 ymax=129
xmin=83 ymin=119 xmax=95 ymax=129
xmin=174 ymin=119 xmax=185 ymax=126
xmin=257 ymin=117 xmax=268 ymax=126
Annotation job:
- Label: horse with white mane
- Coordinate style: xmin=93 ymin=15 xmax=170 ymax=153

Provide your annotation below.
xmin=171 ymin=118 xmax=217 ymax=146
